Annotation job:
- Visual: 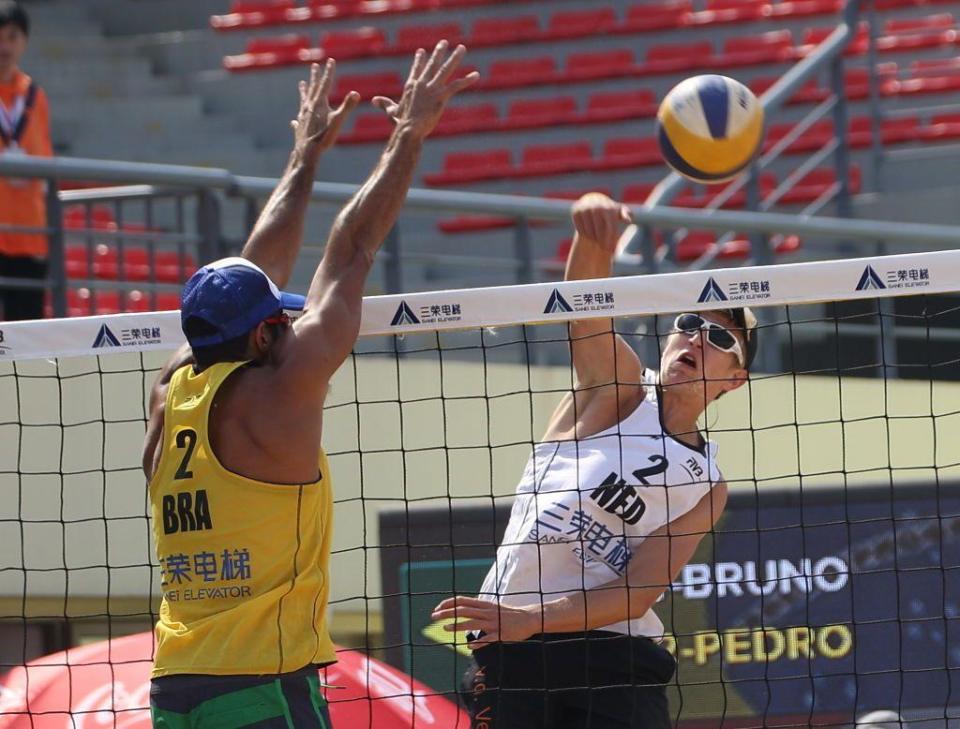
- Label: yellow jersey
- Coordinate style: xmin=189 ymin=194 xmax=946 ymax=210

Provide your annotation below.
xmin=149 ymin=361 xmax=336 ymax=678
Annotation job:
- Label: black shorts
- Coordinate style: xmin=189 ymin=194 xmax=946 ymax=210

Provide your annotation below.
xmin=461 ymin=631 xmax=676 ymax=729
xmin=150 ymin=664 xmax=332 ymax=728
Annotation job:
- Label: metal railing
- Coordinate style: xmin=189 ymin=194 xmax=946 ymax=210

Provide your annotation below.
xmin=2 ymin=147 xmax=960 ymax=319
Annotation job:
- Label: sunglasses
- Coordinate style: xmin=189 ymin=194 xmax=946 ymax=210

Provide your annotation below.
xmin=262 ymin=312 xmax=291 ymax=327
xmin=673 ymin=313 xmax=745 ymax=367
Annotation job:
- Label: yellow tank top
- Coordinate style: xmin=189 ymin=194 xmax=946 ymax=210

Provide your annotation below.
xmin=149 ymin=361 xmax=336 ymax=678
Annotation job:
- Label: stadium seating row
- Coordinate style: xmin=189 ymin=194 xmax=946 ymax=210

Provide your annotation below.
xmin=54 ymin=288 xmax=182 ymax=318
xmin=224 ymin=13 xmax=957 ymax=71
xmin=62 ymin=206 xmax=197 ymax=284
xmin=212 ymin=0 xmax=947 ymax=33
xmin=423 ymin=113 xmax=960 ymax=186
xmin=437 ymin=166 xmax=861 ymax=232
xmin=339 ymin=60 xmax=960 ymax=143
xmin=553 ymin=230 xmax=802 ymax=265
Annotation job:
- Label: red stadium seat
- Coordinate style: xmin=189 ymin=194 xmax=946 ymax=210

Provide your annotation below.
xmin=333 ymin=72 xmax=402 ymax=102
xmin=434 ymin=103 xmax=499 ymax=135
xmin=63 ymin=205 xmax=118 ymax=231
xmin=718 ymin=30 xmax=794 ymax=66
xmin=847 ymin=116 xmax=922 ymax=146
xmin=802 ymin=25 xmax=868 ymax=55
xmin=644 ymin=41 xmax=714 ymax=74
xmin=595 ymin=137 xmax=661 ymax=170
xmin=778 ymin=165 xmax=862 ymax=204
xmin=675 ymin=231 xmax=800 ymax=262
xmin=469 ymin=15 xmax=541 ymax=46
xmin=423 ymin=149 xmax=513 ymax=186
xmin=884 ymin=12 xmax=954 ymax=33
xmin=480 ymin=56 xmax=558 ymax=90
xmin=763 ymin=120 xmax=834 ymax=154
xmin=502 ymin=97 xmax=579 ymax=131
xmin=546 ymin=7 xmax=618 ymax=41
xmin=155 ymin=251 xmax=197 ymax=283
xmin=767 ymin=0 xmax=840 ymax=18
xmin=622 ymin=183 xmax=658 ymax=203
xmin=584 ymin=89 xmax=657 ymax=123
xmin=564 ymin=49 xmax=635 ymax=82
xmin=517 ymin=142 xmax=592 ymax=177
xmin=674 ymin=173 xmax=777 ymax=208
xmin=620 ymin=0 xmax=692 ymax=32
xmin=342 ymin=113 xmax=395 ymax=144
xmin=245 ymin=34 xmax=310 ymax=56
xmin=393 ymin=22 xmax=463 ymax=53
xmin=544 ymin=186 xmax=614 ymax=201
xmin=750 ymin=75 xmax=829 ymax=103
xmin=896 ymin=72 xmax=960 ymax=95
xmin=231 ymin=0 xmax=295 ymax=13
xmin=320 ymin=27 xmax=386 ymax=59
xmin=922 ymin=113 xmax=960 ymax=141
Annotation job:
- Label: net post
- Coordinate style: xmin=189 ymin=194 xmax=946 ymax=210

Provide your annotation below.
xmin=45 ymin=177 xmax=67 ymax=318
xmin=829 ymin=55 xmax=853 ymax=222
xmin=195 ymin=188 xmax=224 ymax=264
xmin=384 ymin=225 xmax=402 ymax=294
xmin=640 ymin=224 xmax=659 ymax=274
xmin=514 ymin=215 xmax=534 ymax=284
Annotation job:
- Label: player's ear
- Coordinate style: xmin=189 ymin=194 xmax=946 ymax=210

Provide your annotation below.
xmin=252 ymin=322 xmax=271 ymax=354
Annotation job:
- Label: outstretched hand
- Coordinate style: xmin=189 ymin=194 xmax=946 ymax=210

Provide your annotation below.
xmin=292 ymin=59 xmax=360 ymax=162
xmin=431 ymin=596 xmax=540 ymax=650
xmin=372 ymin=41 xmax=480 ymax=140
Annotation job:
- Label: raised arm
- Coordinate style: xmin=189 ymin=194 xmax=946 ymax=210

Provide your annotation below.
xmin=279 ymin=42 xmax=478 ymax=387
xmin=432 ymin=482 xmax=728 ymax=646
xmin=540 ymin=193 xmax=644 ymax=441
xmin=567 ymin=192 xmax=643 ymax=389
xmin=240 ymin=60 xmax=360 ymax=288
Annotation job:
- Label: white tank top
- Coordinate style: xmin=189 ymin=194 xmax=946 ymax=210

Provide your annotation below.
xmin=477 ymin=370 xmax=723 ymax=640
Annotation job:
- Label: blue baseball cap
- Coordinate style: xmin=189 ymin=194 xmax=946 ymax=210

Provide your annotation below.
xmin=180 ymin=257 xmax=306 ymax=348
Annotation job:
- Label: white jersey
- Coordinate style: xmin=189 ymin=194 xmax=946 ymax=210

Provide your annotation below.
xmin=477 ymin=370 xmax=723 ymax=640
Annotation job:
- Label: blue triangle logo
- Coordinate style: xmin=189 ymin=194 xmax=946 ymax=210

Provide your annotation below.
xmin=855 ymin=265 xmax=886 ymax=291
xmin=697 ymin=277 xmax=728 ymax=303
xmin=92 ymin=324 xmax=121 ymax=348
xmin=544 ymin=289 xmax=573 ymax=314
xmin=390 ymin=301 xmax=420 ymax=326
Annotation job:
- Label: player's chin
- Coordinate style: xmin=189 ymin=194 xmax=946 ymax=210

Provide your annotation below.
xmin=662 ymin=363 xmax=705 ymax=387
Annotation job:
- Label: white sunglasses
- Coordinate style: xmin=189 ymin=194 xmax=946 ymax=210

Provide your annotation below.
xmin=673 ymin=313 xmax=745 ymax=367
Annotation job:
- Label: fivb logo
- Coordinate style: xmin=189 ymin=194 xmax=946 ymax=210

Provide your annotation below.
xmin=543 ymin=289 xmax=573 ymax=314
xmin=92 ymin=324 xmax=121 ymax=348
xmin=390 ymin=301 xmax=420 ymax=326
xmin=855 ymin=265 xmax=886 ymax=291
xmin=697 ymin=277 xmax=728 ymax=303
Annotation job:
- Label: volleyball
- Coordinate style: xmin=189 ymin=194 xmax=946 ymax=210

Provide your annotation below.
xmin=656 ymin=74 xmax=765 ymax=184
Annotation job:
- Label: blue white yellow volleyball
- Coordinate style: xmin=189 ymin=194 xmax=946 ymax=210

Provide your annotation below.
xmin=656 ymin=75 xmax=765 ymax=184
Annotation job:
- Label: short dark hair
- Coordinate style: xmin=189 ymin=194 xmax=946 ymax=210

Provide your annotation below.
xmin=0 ymin=2 xmax=29 ymax=36
xmin=184 ymin=316 xmax=251 ymax=370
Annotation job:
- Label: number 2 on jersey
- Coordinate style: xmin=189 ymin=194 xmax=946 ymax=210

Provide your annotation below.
xmin=174 ymin=428 xmax=197 ymax=480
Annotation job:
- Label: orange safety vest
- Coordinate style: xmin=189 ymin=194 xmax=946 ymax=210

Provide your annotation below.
xmin=0 ymin=70 xmax=52 ymax=258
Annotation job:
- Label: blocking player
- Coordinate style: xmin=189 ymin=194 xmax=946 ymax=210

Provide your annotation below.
xmin=142 ymin=43 xmax=477 ymax=728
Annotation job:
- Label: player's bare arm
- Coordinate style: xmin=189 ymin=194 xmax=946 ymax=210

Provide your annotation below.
xmin=242 ymin=59 xmax=359 ymax=288
xmin=141 ymin=60 xmax=357 ymax=481
xmin=542 ymin=192 xmax=644 ymax=442
xmin=276 ymin=41 xmax=479 ymax=391
xmin=432 ymin=481 xmax=728 ymax=647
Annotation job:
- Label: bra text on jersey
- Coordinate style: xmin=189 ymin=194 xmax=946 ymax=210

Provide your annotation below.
xmin=162 ymin=489 xmax=214 ymax=535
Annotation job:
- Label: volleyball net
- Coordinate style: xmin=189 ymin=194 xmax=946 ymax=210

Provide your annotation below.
xmin=1 ymin=250 xmax=960 ymax=728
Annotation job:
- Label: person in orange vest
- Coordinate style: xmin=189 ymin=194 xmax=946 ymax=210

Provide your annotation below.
xmin=0 ymin=1 xmax=53 ymax=321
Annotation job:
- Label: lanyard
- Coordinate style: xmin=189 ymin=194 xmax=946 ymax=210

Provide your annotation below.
xmin=0 ymin=82 xmax=36 ymax=147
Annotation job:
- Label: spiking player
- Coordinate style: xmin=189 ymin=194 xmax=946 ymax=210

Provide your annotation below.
xmin=142 ymin=43 xmax=477 ymax=728
xmin=433 ymin=192 xmax=757 ymax=729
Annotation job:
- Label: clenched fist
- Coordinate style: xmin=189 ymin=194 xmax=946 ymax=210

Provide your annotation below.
xmin=571 ymin=192 xmax=633 ymax=253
